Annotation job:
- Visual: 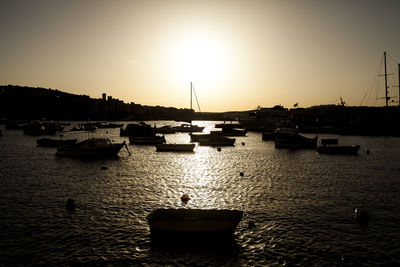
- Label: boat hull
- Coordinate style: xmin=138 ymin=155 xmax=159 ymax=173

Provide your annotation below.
xmin=156 ymin=144 xmax=195 ymax=152
xmin=147 ymin=209 xmax=243 ymax=241
xmin=199 ymin=139 xmax=235 ymax=146
xmin=274 ymin=128 xmax=317 ymax=149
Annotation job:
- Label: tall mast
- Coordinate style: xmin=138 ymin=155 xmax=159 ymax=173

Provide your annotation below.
xmin=384 ymin=51 xmax=389 ymax=107
xmin=190 ymin=82 xmax=192 ymax=110
xmin=398 ymin=64 xmax=400 ymax=106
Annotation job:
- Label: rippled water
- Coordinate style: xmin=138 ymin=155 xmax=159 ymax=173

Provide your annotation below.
xmin=1 ymin=121 xmax=400 ymax=266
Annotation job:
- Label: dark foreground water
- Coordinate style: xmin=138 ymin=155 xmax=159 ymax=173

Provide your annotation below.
xmin=1 ymin=121 xmax=400 ymax=266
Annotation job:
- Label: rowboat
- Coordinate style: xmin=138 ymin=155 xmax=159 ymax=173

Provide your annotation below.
xmin=156 ymin=143 xmax=195 ymax=152
xmin=147 ymin=209 xmax=243 ymax=241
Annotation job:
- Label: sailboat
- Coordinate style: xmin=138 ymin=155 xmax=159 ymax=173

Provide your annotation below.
xmin=170 ymin=82 xmax=205 ymax=133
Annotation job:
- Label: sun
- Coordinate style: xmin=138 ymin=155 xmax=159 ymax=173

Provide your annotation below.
xmin=168 ymin=34 xmax=229 ymax=86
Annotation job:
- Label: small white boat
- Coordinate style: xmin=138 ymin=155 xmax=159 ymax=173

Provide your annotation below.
xmin=156 ymin=143 xmax=195 ymax=152
xmin=147 ymin=208 xmax=243 ymax=235
xmin=56 ymin=138 xmax=126 ymax=158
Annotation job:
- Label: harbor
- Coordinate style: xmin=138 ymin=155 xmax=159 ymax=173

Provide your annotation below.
xmin=1 ymin=121 xmax=400 ymax=265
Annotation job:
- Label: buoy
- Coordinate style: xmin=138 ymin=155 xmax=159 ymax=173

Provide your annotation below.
xmin=217 ymin=147 xmax=221 ymax=151
xmin=354 ymin=208 xmax=370 ymax=224
xmin=101 ymin=166 xmax=108 ymax=170
xmin=181 ymin=194 xmax=190 ymax=202
xmin=248 ymin=221 xmax=256 ymax=228
xmin=66 ymin=198 xmax=75 ymax=211
xmin=240 ymin=172 xmax=244 ymax=176
xmin=242 ymin=142 xmax=245 ymax=145
xmin=366 ymin=150 xmax=370 ymax=155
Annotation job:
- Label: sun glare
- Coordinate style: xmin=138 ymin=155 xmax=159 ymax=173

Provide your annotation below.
xmin=168 ymin=35 xmax=229 ymax=86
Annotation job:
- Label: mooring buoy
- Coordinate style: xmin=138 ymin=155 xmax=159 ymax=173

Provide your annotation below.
xmin=181 ymin=194 xmax=190 ymax=202
xmin=66 ymin=198 xmax=75 ymax=211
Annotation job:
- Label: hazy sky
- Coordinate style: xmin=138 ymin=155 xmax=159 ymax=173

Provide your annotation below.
xmin=1 ymin=0 xmax=400 ymax=111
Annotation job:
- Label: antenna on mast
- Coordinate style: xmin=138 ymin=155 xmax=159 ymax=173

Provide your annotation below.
xmin=190 ymin=81 xmax=192 ymax=110
xmin=394 ymin=64 xmax=400 ymax=106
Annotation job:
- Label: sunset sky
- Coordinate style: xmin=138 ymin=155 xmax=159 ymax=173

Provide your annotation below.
xmin=1 ymin=0 xmax=400 ymax=111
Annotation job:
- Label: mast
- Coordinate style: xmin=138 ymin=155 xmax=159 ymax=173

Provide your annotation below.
xmin=384 ymin=52 xmax=389 ymax=107
xmin=398 ymin=64 xmax=400 ymax=106
xmin=190 ymin=82 xmax=193 ymax=124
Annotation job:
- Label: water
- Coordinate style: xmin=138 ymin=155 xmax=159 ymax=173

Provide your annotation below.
xmin=1 ymin=121 xmax=400 ymax=266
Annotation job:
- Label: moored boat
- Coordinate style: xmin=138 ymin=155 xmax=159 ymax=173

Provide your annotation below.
xmin=120 ymin=122 xmax=155 ymax=137
xmin=156 ymin=143 xmax=195 ymax=152
xmin=198 ymin=135 xmax=235 ymax=146
xmin=154 ymin=125 xmax=177 ymax=134
xmin=147 ymin=208 xmax=243 ymax=238
xmin=215 ymin=122 xmax=244 ymax=129
xmin=275 ymin=128 xmax=317 ymax=149
xmin=171 ymin=123 xmax=205 ymax=133
xmin=190 ymin=132 xmax=222 ymax=142
xmin=211 ymin=128 xmax=247 ymax=137
xmin=238 ymin=106 xmax=290 ymax=131
xmin=56 ymin=138 xmax=126 ymax=158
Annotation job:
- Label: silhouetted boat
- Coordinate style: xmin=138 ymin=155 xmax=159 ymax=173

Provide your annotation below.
xmin=238 ymin=106 xmax=290 ymax=131
xmin=70 ymin=125 xmax=97 ymax=131
xmin=84 ymin=122 xmax=124 ymax=129
xmin=147 ymin=209 xmax=243 ymax=238
xmin=215 ymin=122 xmax=244 ymax=129
xmin=171 ymin=123 xmax=205 ymax=133
xmin=275 ymin=128 xmax=317 ymax=149
xmin=317 ymin=144 xmax=360 ymax=155
xmin=37 ymin=138 xmax=77 ymax=147
xmin=56 ymin=138 xmax=126 ymax=158
xmin=120 ymin=122 xmax=155 ymax=137
xmin=129 ymin=135 xmax=166 ymax=145
xmin=211 ymin=128 xmax=247 ymax=136
xmin=154 ymin=125 xmax=177 ymax=134
xmin=156 ymin=143 xmax=195 ymax=152
xmin=190 ymin=132 xmax=222 ymax=142
xmin=198 ymin=135 xmax=235 ymax=146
